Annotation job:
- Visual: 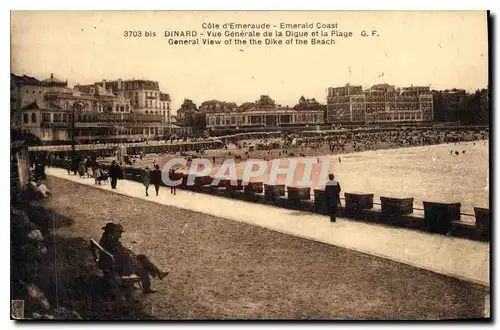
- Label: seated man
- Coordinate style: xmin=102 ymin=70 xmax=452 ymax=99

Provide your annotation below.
xmin=98 ymin=223 xmax=169 ymax=294
xmin=27 ymin=180 xmax=51 ymax=199
xmin=36 ymin=181 xmax=51 ymax=198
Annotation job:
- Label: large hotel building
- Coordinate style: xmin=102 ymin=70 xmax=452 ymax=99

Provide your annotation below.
xmin=11 ymin=73 xmax=174 ymax=143
xmin=206 ymin=107 xmax=324 ymax=129
xmin=326 ymin=83 xmax=434 ymax=124
xmin=206 ymin=94 xmax=324 ymax=130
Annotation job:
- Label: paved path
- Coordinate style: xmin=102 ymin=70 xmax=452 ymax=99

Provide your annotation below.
xmin=46 ymin=167 xmax=490 ymax=287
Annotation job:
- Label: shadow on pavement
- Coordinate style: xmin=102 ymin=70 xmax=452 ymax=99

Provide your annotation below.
xmin=39 ymin=233 xmax=157 ymax=320
xmin=18 ymin=200 xmax=75 ymax=235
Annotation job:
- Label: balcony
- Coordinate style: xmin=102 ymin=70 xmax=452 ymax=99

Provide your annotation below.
xmin=40 ymin=122 xmax=69 ymax=128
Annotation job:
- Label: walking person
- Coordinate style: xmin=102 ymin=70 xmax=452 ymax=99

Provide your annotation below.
xmin=93 ymin=163 xmax=103 ymax=185
xmin=169 ymin=168 xmax=177 ymax=195
xmin=67 ymin=157 xmax=72 ymax=175
xmin=108 ymin=160 xmax=121 ymax=189
xmin=34 ymin=160 xmax=46 ymax=182
xmin=85 ymin=157 xmax=93 ymax=178
xmin=324 ymin=174 xmax=342 ymax=223
xmin=70 ymin=156 xmax=79 ymax=175
xmin=78 ymin=158 xmax=86 ymax=178
xmin=150 ymin=164 xmax=162 ymax=197
xmin=142 ymin=167 xmax=151 ymax=197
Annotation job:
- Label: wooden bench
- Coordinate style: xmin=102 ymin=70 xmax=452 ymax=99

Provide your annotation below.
xmin=89 ymin=239 xmax=141 ymax=297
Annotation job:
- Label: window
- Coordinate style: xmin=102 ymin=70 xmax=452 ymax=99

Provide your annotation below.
xmin=33 ymin=91 xmax=35 ymax=94
xmin=23 ymin=113 xmax=29 ymax=123
xmin=42 ymin=113 xmax=51 ymax=123
xmin=54 ymin=113 xmax=62 ymax=123
xmin=26 ymin=90 xmax=28 ymax=94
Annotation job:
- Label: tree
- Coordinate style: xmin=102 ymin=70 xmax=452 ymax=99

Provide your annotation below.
xmin=224 ymin=102 xmax=238 ymax=111
xmin=463 ymin=89 xmax=489 ymax=125
xmin=256 ymin=95 xmax=275 ymax=107
xmin=293 ymin=96 xmax=325 ymax=111
xmin=200 ymin=100 xmax=238 ymax=113
xmin=239 ymin=102 xmax=255 ymax=111
xmin=184 ymin=112 xmax=206 ymax=129
xmin=180 ymin=99 xmax=197 ymax=111
xmin=431 ymin=91 xmax=445 ymax=122
xmin=193 ymin=112 xmax=206 ymax=128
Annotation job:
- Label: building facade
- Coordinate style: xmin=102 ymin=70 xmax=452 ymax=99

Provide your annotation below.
xmin=11 ymin=73 xmax=171 ymax=143
xmin=206 ymin=107 xmax=324 ymax=129
xmin=327 ymin=83 xmax=434 ymax=124
xmin=77 ymin=78 xmax=171 ymax=124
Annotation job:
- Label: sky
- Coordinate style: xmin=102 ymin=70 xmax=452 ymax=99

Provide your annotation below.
xmin=11 ymin=11 xmax=489 ymax=113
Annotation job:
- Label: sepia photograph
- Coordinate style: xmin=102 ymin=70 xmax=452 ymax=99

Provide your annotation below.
xmin=9 ymin=10 xmax=490 ymax=320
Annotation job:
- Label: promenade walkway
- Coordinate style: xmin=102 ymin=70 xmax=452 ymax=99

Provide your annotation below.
xmin=46 ymin=167 xmax=490 ymax=287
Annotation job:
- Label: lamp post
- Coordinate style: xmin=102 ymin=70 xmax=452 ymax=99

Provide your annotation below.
xmin=71 ymin=101 xmax=85 ymax=156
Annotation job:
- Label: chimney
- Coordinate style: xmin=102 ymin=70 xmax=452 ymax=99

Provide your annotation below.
xmin=118 ymin=78 xmax=122 ymax=90
xmin=102 ymin=79 xmax=107 ymax=90
xmin=50 ymin=73 xmax=54 ymax=79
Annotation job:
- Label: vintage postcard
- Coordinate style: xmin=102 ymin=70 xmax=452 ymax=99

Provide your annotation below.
xmin=10 ymin=10 xmax=490 ymax=320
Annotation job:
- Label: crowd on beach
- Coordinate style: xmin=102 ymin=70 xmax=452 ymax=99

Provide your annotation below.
xmin=31 ymin=127 xmax=489 ymax=179
xmin=30 ymin=127 xmax=488 ymax=186
xmin=287 ymin=128 xmax=489 ymax=154
xmin=183 ymin=127 xmax=490 ymax=164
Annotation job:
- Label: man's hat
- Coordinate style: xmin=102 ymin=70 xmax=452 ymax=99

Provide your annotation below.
xmin=101 ymin=222 xmax=125 ymax=233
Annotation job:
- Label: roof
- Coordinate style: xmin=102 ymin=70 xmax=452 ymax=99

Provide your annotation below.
xmin=371 ymin=83 xmax=393 ymax=88
xmin=21 ymin=101 xmax=42 ymax=110
xmin=11 ymin=73 xmax=43 ymax=86
xmin=11 ymin=72 xmax=67 ymax=87
xmin=74 ymin=85 xmax=94 ymax=94
xmin=160 ymin=93 xmax=171 ymax=101
xmin=96 ymin=85 xmax=115 ymax=97
xmin=42 ymin=73 xmax=66 ymax=85
xmin=46 ymin=102 xmax=62 ymax=109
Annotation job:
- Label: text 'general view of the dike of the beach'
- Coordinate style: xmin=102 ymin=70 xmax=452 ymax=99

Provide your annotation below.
xmin=122 ymin=22 xmax=379 ymax=46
